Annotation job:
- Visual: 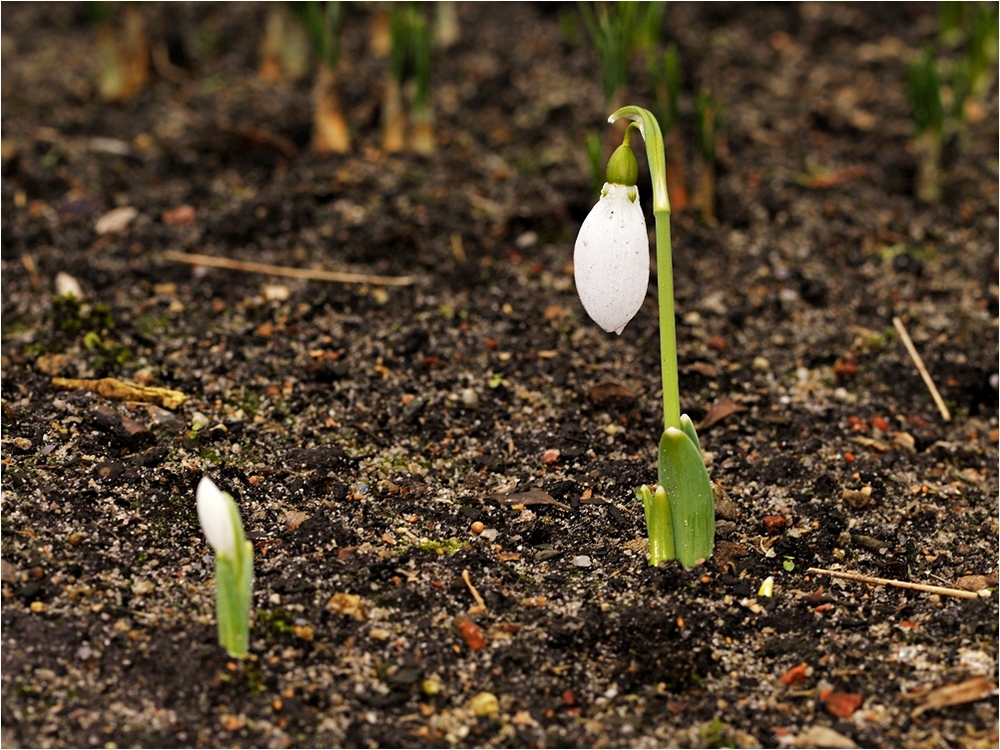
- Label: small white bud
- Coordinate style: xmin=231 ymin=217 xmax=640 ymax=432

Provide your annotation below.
xmin=197 ymin=476 xmax=238 ymax=559
xmin=574 ymin=183 xmax=649 ymax=335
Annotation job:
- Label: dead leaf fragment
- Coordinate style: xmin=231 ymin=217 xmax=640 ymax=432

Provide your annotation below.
xmin=51 ymin=377 xmax=187 ymax=409
xmin=910 ymin=676 xmax=996 ymax=718
xmin=794 ymin=726 xmax=857 ymax=749
xmin=587 ymin=381 xmax=637 ymax=406
xmin=697 ymin=397 xmax=748 ymax=430
xmin=326 ymin=592 xmax=367 ymax=621
xmin=491 ymin=488 xmax=571 ymax=511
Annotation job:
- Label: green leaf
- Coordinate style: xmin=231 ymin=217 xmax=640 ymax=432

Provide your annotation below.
xmin=637 ymin=484 xmax=674 ymax=565
xmin=658 ymin=427 xmax=714 ymax=568
xmin=679 ymin=413 xmax=702 ymax=456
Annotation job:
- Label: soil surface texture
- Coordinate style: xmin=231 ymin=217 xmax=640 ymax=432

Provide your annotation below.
xmin=2 ymin=3 xmax=998 ymax=748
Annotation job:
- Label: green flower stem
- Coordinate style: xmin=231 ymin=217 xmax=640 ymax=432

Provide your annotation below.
xmin=609 ymin=106 xmax=679 ymax=432
xmin=655 ymin=213 xmax=680 ymax=432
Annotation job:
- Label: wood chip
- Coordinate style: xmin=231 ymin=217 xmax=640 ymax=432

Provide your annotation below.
xmin=51 ymin=377 xmax=187 ymax=409
xmin=909 ymin=676 xmax=996 ymax=718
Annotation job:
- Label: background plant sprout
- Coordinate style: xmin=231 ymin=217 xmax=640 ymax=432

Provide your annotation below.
xmin=384 ymin=4 xmax=435 ymax=155
xmin=692 ymin=87 xmax=725 ymax=223
xmin=607 ymin=106 xmax=715 ymax=568
xmin=650 ymin=44 xmax=687 ymax=212
xmin=301 ymin=1 xmax=350 ymax=154
xmin=259 ymin=3 xmax=311 ymax=83
xmin=907 ymin=46 xmax=945 ymax=204
xmin=90 ymin=2 xmax=149 ymax=103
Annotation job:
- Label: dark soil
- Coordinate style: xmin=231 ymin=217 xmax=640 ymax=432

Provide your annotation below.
xmin=2 ymin=3 xmax=998 ymax=748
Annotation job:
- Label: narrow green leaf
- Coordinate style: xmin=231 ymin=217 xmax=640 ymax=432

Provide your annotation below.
xmin=679 ymin=413 xmax=702 ymax=456
xmin=637 ymin=484 xmax=674 ymax=565
xmin=658 ymin=427 xmax=715 ymax=568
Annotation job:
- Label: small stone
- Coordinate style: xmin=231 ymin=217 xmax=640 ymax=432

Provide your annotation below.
xmin=55 ymin=272 xmax=83 ymax=298
xmin=95 ymin=206 xmax=138 ymax=235
xmin=132 ymin=579 xmax=155 ymax=596
xmin=12 ymin=437 xmax=32 ymax=451
xmin=421 ymin=678 xmax=442 ymax=696
xmin=572 ymin=555 xmax=592 ymax=568
xmin=468 ymin=691 xmax=499 ymax=718
xmin=161 ymin=204 xmax=196 ymax=225
xmin=752 ymin=356 xmax=770 ymax=372
xmin=30 ymin=601 xmax=46 ymax=613
xmin=480 ymin=528 xmax=499 ymax=542
xmin=541 ymin=448 xmax=560 ymax=464
xmin=460 ymin=388 xmax=479 ymax=406
xmin=470 ymin=521 xmax=485 ymax=535
xmin=261 ymin=284 xmax=290 ymax=302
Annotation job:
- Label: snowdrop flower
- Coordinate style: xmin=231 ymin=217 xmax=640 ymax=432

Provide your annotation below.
xmin=574 ymin=140 xmax=649 ymax=335
xmin=197 ymin=476 xmax=238 ymax=559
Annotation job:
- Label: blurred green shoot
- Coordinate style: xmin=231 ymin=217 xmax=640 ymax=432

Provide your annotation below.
xmin=585 ymin=132 xmax=604 ymax=196
xmin=650 ymin=44 xmax=688 ymax=212
xmin=692 ymin=88 xmax=725 ymax=222
xmin=907 ymin=46 xmax=944 ymax=203
xmin=90 ymin=2 xmax=149 ymax=103
xmin=579 ymin=2 xmax=646 ymax=107
xmin=409 ymin=10 xmax=435 ymax=154
xmin=300 ymin=1 xmax=350 ymax=153
xmin=259 ymin=3 xmax=311 ymax=82
xmin=434 ymin=1 xmax=460 ymax=49
xmin=384 ymin=4 xmax=435 ymax=154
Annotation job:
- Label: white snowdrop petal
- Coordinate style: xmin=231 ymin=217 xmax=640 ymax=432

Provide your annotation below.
xmin=574 ymin=183 xmax=649 ymax=334
xmin=197 ymin=476 xmax=237 ymax=558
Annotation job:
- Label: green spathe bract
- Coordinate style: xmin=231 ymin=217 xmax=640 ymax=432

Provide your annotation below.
xmin=197 ymin=477 xmax=253 ymax=657
xmin=578 ymin=105 xmax=715 ymax=567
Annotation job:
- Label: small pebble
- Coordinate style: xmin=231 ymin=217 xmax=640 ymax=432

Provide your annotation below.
xmin=752 ymin=356 xmax=770 ymax=372
xmin=480 ymin=528 xmax=499 ymax=542
xmin=95 ymin=206 xmax=138 ymax=235
xmin=572 ymin=555 xmax=592 ymax=568
xmin=470 ymin=521 xmax=485 ymax=535
xmin=468 ymin=691 xmax=499 ymax=718
xmin=191 ymin=411 xmax=209 ymax=430
xmin=460 ymin=388 xmax=479 ymax=406
xmin=55 ymin=272 xmax=83 ymax=298
xmin=30 ymin=601 xmax=46 ymax=613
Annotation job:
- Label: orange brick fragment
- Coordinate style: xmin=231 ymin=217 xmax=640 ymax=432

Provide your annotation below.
xmin=824 ymin=692 xmax=863 ymax=718
xmin=779 ymin=662 xmax=809 ymax=686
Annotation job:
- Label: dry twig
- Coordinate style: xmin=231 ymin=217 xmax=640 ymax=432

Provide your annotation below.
xmin=807 ymin=567 xmax=981 ymax=600
xmin=163 ymin=250 xmax=415 ymax=287
xmin=892 ymin=316 xmax=951 ymax=421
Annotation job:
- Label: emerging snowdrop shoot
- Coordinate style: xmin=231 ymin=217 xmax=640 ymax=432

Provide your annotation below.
xmin=576 ymin=106 xmax=715 ymax=568
xmin=197 ymin=476 xmax=254 ymax=657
